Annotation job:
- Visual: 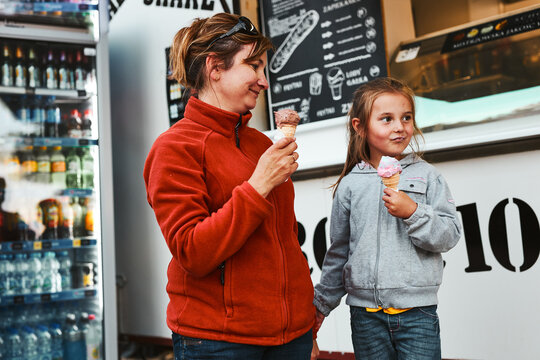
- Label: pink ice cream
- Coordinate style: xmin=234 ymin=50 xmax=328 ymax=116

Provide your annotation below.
xmin=377 ymin=156 xmax=402 ymax=178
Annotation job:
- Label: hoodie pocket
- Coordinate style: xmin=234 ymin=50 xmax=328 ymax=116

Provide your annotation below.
xmin=400 ymin=178 xmax=427 ymax=203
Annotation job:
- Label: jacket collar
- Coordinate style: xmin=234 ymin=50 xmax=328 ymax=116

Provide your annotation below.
xmin=352 ymin=153 xmax=417 ymax=173
xmin=184 ymin=96 xmax=252 ymax=138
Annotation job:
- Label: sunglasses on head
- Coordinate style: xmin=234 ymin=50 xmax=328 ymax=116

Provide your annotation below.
xmin=207 ymin=16 xmax=258 ymax=48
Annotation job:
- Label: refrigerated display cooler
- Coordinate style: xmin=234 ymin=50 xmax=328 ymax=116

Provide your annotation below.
xmin=389 ymin=4 xmax=540 ymax=152
xmin=0 ymin=1 xmax=116 ymax=359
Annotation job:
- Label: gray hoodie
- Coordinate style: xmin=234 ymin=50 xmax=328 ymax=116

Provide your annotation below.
xmin=314 ymin=154 xmax=462 ymax=316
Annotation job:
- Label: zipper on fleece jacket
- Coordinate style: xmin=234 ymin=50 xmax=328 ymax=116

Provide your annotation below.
xmin=235 ymin=115 xmax=241 ymax=147
xmin=218 ymin=115 xmax=242 ymax=287
xmin=373 ymin=180 xmax=383 ymax=307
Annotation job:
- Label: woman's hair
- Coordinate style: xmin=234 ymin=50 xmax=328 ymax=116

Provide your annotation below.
xmin=169 ymin=13 xmax=274 ymax=92
xmin=332 ymin=77 xmax=424 ymax=195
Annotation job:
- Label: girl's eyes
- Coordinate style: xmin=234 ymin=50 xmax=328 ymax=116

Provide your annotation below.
xmin=402 ymin=115 xmax=412 ymax=121
xmin=380 ymin=115 xmax=413 ymax=122
xmin=381 ymin=116 xmax=392 ymax=123
xmin=249 ymin=63 xmax=259 ymax=70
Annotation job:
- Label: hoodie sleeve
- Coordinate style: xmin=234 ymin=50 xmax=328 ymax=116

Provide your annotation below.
xmin=403 ymin=174 xmax=462 ymax=253
xmin=314 ymin=187 xmax=350 ymax=316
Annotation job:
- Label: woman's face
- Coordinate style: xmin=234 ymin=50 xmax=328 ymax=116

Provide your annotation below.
xmin=210 ymin=44 xmax=269 ymax=114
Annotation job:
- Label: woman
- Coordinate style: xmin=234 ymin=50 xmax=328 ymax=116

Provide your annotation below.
xmin=143 ymin=13 xmax=318 ymax=359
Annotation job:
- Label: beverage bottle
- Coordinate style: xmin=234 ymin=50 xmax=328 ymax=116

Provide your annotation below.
xmin=62 ymin=313 xmax=85 ymax=360
xmin=20 ymin=146 xmax=37 ymax=182
xmin=40 ymin=199 xmax=59 ymax=240
xmin=45 ymin=50 xmax=57 ymax=89
xmin=0 ymin=332 xmax=4 ymax=360
xmin=33 ymin=97 xmax=47 ymax=138
xmin=84 ymin=314 xmax=101 ymax=360
xmin=5 ymin=153 xmax=21 ymax=182
xmin=5 ymin=328 xmax=22 ymax=360
xmin=67 ymin=109 xmax=82 ymax=138
xmin=35 ymin=325 xmax=52 ymax=360
xmin=50 ymin=146 xmax=66 ymax=187
xmin=27 ymin=47 xmax=41 ymax=89
xmin=67 ymin=51 xmax=75 ymax=90
xmin=57 ymin=251 xmax=72 ymax=290
xmin=45 ymin=101 xmax=60 ymax=138
xmin=71 ymin=197 xmax=84 ymax=238
xmin=58 ymin=51 xmax=68 ymax=90
xmin=1 ymin=44 xmax=14 ymax=87
xmin=12 ymin=253 xmax=29 ymax=295
xmin=5 ymin=254 xmax=16 ymax=296
xmin=81 ymin=109 xmax=93 ymax=138
xmin=0 ymin=254 xmax=11 ymax=296
xmin=16 ymin=97 xmax=32 ymax=136
xmin=59 ymin=198 xmax=74 ymax=239
xmin=74 ymin=50 xmax=85 ymax=91
xmin=48 ymin=323 xmax=63 ymax=360
xmin=20 ymin=326 xmax=39 ymax=360
xmin=83 ymin=199 xmax=94 ymax=237
xmin=65 ymin=148 xmax=81 ymax=189
xmin=35 ymin=146 xmax=51 ymax=183
xmin=27 ymin=252 xmax=43 ymax=294
xmin=14 ymin=46 xmax=27 ymax=88
xmin=80 ymin=148 xmax=94 ymax=189
xmin=41 ymin=251 xmax=58 ymax=293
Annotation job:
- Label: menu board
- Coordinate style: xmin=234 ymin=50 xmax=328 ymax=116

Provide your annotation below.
xmin=260 ymin=0 xmax=387 ymax=128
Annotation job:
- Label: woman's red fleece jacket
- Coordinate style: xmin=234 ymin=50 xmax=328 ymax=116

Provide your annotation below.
xmin=143 ymin=97 xmax=315 ymax=346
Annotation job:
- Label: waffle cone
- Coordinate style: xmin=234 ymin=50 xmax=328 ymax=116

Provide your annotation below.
xmin=279 ymin=125 xmax=297 ymax=137
xmin=381 ymin=173 xmax=400 ymax=190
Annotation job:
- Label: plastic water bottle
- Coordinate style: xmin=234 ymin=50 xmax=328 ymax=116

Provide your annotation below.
xmin=5 ymin=328 xmax=22 ymax=360
xmin=49 ymin=323 xmax=63 ymax=360
xmin=20 ymin=326 xmax=39 ymax=360
xmin=85 ymin=314 xmax=101 ymax=360
xmin=62 ymin=313 xmax=84 ymax=360
xmin=27 ymin=252 xmax=43 ymax=294
xmin=0 ymin=333 xmax=4 ymax=360
xmin=0 ymin=254 xmax=11 ymax=296
xmin=12 ymin=253 xmax=29 ymax=295
xmin=57 ymin=251 xmax=72 ymax=290
xmin=35 ymin=325 xmax=52 ymax=360
xmin=4 ymin=254 xmax=15 ymax=295
xmin=41 ymin=252 xmax=59 ymax=293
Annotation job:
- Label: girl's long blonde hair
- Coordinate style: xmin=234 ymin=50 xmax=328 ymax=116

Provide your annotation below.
xmin=332 ymin=77 xmax=424 ymax=196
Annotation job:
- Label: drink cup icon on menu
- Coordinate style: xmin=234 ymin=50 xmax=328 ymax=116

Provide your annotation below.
xmin=327 ymin=67 xmax=345 ymax=100
xmin=309 ymin=72 xmax=322 ymax=95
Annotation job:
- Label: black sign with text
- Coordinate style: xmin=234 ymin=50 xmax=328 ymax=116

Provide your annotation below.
xmin=260 ymin=0 xmax=388 ymax=128
xmin=441 ymin=7 xmax=540 ymax=53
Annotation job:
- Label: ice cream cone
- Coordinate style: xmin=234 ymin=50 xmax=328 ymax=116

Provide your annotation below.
xmin=382 ymin=173 xmax=400 ymax=191
xmin=279 ymin=124 xmax=297 ymax=137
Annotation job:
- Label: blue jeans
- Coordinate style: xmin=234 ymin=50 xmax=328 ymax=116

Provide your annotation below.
xmin=350 ymin=306 xmax=441 ymax=360
xmin=172 ymin=329 xmax=313 ymax=360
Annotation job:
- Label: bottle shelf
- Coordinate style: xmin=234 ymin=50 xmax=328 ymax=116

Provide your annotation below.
xmin=0 ymin=287 xmax=97 ymax=306
xmin=11 ymin=137 xmax=98 ymax=147
xmin=0 ymin=238 xmax=97 ymax=252
xmin=0 ymin=1 xmax=99 ymax=15
xmin=0 ymin=85 xmax=93 ymax=99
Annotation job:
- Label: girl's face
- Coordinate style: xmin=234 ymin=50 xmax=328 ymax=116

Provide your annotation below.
xmin=362 ymin=92 xmax=414 ymax=166
xmin=209 ymin=43 xmax=269 ymax=114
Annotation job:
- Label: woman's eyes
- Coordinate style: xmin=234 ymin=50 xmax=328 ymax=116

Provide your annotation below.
xmin=249 ymin=63 xmax=259 ymax=70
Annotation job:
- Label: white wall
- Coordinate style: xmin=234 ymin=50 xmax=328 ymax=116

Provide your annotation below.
xmin=108 ymin=0 xmax=235 ymax=338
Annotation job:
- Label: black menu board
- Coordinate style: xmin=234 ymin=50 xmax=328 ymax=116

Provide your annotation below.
xmin=260 ymin=0 xmax=388 ymax=128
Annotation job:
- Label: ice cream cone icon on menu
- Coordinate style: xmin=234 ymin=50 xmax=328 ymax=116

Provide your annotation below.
xmin=327 ymin=67 xmax=345 ymax=101
xmin=377 ymin=156 xmax=402 ymax=191
xmin=274 ymin=109 xmax=300 ymax=138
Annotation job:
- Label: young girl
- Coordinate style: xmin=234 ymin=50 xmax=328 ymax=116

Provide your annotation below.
xmin=313 ymin=77 xmax=462 ymax=359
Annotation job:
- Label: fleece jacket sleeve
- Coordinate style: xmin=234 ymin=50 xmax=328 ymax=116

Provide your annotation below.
xmin=144 ymin=133 xmax=273 ymax=278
